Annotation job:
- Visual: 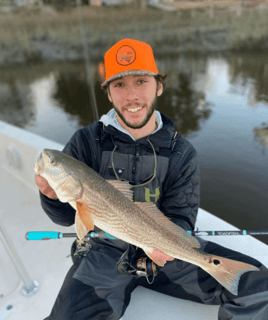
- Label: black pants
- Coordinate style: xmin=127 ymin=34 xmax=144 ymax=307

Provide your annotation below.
xmin=44 ymin=239 xmax=268 ymax=320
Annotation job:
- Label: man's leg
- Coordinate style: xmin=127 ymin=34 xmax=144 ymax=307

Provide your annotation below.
xmin=44 ymin=243 xmax=137 ymax=320
xmin=137 ymin=239 xmax=268 ymax=320
xmin=44 ymin=259 xmax=115 ymax=320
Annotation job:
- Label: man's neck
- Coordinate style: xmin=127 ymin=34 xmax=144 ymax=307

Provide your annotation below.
xmin=117 ymin=113 xmax=157 ymax=140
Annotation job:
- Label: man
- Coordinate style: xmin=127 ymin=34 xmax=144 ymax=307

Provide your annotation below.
xmin=36 ymin=39 xmax=268 ymax=320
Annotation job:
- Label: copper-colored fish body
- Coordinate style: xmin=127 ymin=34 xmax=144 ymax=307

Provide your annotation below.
xmin=34 ymin=149 xmax=259 ymax=295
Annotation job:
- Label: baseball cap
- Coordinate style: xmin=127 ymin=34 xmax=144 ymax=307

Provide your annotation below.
xmin=101 ymin=39 xmax=167 ymax=88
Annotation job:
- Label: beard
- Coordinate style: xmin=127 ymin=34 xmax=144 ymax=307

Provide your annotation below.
xmin=112 ymin=96 xmax=157 ymax=130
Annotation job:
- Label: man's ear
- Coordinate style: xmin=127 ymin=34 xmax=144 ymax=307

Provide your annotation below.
xmin=157 ymin=82 xmax=163 ymax=97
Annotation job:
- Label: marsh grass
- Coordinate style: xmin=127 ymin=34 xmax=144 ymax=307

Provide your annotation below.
xmin=0 ymin=3 xmax=268 ymax=62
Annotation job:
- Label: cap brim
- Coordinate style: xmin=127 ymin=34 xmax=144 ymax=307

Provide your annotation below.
xmin=101 ymin=70 xmax=158 ymax=88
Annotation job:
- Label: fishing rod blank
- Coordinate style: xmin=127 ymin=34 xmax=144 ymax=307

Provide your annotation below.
xmin=25 ymin=230 xmax=268 ymax=241
xmin=188 ymin=230 xmax=268 ymax=236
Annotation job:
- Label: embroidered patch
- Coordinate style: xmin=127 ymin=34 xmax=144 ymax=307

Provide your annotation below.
xmin=116 ymin=45 xmax=136 ymax=66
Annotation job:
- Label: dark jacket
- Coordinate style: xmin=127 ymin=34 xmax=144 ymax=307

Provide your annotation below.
xmin=39 ymin=113 xmax=200 ymax=232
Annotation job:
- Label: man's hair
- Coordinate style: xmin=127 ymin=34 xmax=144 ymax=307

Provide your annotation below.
xmin=154 ymin=74 xmax=166 ymax=86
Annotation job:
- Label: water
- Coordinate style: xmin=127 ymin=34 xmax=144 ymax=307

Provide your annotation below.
xmin=0 ymin=51 xmax=267 ymax=245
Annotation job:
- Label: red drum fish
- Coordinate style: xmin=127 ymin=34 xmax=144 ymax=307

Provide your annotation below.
xmin=34 ymin=149 xmax=259 ymax=295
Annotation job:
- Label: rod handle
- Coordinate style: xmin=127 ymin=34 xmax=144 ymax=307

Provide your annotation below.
xmin=25 ymin=231 xmax=62 ymax=240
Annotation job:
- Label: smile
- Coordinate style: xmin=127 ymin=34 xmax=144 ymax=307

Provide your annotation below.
xmin=128 ymin=107 xmax=142 ymax=113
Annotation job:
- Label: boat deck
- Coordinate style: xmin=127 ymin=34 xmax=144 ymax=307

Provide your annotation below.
xmin=0 ymin=120 xmax=267 ymax=320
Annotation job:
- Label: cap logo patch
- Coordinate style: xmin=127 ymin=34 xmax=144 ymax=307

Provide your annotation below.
xmin=116 ymin=45 xmax=136 ymax=66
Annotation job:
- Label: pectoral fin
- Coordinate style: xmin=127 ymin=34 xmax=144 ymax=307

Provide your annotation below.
xmin=75 ymin=212 xmax=90 ymax=240
xmin=75 ymin=201 xmax=95 ymax=240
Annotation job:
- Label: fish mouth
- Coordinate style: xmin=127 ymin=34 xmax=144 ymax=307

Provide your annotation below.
xmin=34 ymin=151 xmax=45 ymax=175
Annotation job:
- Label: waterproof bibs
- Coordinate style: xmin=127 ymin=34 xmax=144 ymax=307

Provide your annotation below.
xmin=99 ymin=151 xmax=169 ymax=203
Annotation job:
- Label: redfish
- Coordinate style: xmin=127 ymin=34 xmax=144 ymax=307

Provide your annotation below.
xmin=34 ymin=149 xmax=259 ymax=295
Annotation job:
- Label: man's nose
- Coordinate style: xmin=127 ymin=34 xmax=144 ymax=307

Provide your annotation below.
xmin=125 ymin=84 xmax=139 ymax=101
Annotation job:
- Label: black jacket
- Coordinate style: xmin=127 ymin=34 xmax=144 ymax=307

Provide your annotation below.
xmin=39 ymin=113 xmax=200 ymax=232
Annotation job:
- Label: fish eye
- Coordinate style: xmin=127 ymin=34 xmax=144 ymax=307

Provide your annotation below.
xmin=50 ymin=159 xmax=56 ymax=166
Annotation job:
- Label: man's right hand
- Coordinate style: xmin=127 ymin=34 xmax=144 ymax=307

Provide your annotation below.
xmin=35 ymin=175 xmax=58 ymax=199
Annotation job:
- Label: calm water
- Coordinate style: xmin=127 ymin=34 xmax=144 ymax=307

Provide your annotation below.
xmin=0 ymin=51 xmax=267 ymax=244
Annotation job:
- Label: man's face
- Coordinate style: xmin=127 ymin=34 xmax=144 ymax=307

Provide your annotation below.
xmin=107 ymin=75 xmax=163 ymax=130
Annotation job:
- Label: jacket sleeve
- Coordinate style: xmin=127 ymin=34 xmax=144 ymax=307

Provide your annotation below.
xmin=39 ymin=127 xmax=94 ymax=227
xmin=159 ymin=140 xmax=200 ymax=232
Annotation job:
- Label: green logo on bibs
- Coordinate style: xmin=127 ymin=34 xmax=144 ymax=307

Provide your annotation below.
xmin=144 ymin=187 xmax=160 ymax=203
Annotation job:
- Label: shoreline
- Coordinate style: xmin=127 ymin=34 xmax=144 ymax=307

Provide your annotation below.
xmin=1 ymin=4 xmax=268 ymax=68
xmin=1 ymin=27 xmax=268 ymax=69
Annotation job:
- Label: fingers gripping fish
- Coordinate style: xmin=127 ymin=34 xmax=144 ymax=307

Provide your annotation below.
xmin=34 ymin=149 xmax=259 ymax=295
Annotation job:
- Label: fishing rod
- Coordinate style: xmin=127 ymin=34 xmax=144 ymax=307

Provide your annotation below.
xmin=25 ymin=230 xmax=268 ymax=241
xmin=76 ymin=0 xmax=99 ymax=121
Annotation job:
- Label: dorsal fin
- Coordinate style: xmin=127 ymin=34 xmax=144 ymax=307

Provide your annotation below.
xmin=106 ymin=180 xmax=133 ymax=201
xmin=134 ymin=202 xmax=200 ymax=249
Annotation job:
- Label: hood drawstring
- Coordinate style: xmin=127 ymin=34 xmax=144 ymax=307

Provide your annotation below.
xmin=111 ymin=138 xmax=157 ymax=188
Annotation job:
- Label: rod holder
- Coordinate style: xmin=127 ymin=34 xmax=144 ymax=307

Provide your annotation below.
xmin=0 ymin=219 xmax=39 ymax=297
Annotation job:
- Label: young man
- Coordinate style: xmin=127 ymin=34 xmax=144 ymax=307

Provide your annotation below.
xmin=36 ymin=39 xmax=268 ymax=320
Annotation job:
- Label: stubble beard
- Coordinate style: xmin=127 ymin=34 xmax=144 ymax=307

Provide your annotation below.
xmin=113 ymin=96 xmax=157 ymax=130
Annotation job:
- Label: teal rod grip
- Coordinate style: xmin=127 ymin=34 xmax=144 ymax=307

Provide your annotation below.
xmin=25 ymin=231 xmax=62 ymax=240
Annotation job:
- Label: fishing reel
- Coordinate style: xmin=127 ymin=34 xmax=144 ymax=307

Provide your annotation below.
xmin=134 ymin=256 xmax=158 ymax=277
xmin=116 ymin=246 xmax=158 ymax=284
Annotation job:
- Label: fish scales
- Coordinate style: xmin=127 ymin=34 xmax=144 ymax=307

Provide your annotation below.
xmin=71 ymin=173 xmax=213 ymax=265
xmin=34 ymin=149 xmax=260 ymax=295
xmin=82 ymin=176 xmax=168 ymax=248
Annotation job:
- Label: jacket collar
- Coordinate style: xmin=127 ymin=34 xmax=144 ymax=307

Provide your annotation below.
xmin=100 ymin=113 xmax=176 ymax=151
xmin=99 ymin=108 xmax=163 ymax=141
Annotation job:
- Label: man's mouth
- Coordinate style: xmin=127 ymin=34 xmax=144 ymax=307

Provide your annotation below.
xmin=127 ymin=106 xmax=143 ymax=113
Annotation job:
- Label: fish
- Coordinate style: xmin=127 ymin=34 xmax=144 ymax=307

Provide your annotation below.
xmin=34 ymin=149 xmax=259 ymax=295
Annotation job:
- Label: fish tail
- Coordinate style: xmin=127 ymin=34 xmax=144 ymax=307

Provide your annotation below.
xmin=202 ymin=255 xmax=259 ymax=295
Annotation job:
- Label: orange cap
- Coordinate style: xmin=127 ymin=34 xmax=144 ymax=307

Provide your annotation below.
xmin=101 ymin=39 xmax=165 ymax=88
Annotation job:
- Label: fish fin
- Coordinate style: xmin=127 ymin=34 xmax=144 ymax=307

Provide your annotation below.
xmin=69 ymin=201 xmax=77 ymax=211
xmin=106 ymin=180 xmax=134 ymax=201
xmin=134 ymin=202 xmax=200 ymax=249
xmin=75 ymin=201 xmax=95 ymax=237
xmin=144 ymin=248 xmax=175 ymax=267
xmin=75 ymin=211 xmax=90 ymax=240
xmin=202 ymin=254 xmax=260 ymax=295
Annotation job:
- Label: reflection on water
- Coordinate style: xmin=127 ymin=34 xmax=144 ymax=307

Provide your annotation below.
xmin=53 ymin=71 xmax=111 ymax=127
xmin=254 ymin=123 xmax=268 ymax=154
xmin=0 ymin=80 xmax=35 ymax=128
xmin=156 ymin=73 xmax=213 ymax=137
xmin=228 ymin=52 xmax=268 ymax=104
xmin=0 ymin=52 xmax=268 ymax=244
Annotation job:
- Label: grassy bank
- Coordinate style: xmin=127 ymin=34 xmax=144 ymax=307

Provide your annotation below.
xmin=0 ymin=3 xmax=268 ymax=66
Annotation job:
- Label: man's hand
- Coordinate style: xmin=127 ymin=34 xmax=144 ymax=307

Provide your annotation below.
xmin=35 ymin=175 xmax=58 ymax=199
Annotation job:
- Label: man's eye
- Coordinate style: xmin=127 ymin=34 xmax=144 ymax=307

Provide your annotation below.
xmin=137 ymin=79 xmax=147 ymax=84
xmin=114 ymin=82 xmax=124 ymax=87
